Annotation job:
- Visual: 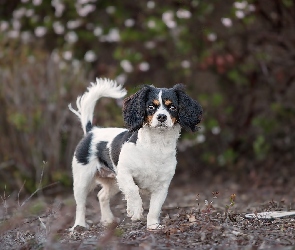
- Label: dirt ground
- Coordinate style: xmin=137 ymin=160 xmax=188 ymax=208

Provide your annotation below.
xmin=1 ymin=178 xmax=295 ymax=249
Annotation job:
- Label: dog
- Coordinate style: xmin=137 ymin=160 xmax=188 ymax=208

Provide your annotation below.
xmin=69 ymin=78 xmax=202 ymax=230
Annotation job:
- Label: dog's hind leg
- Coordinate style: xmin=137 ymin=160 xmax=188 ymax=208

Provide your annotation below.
xmin=96 ymin=177 xmax=120 ymax=226
xmin=71 ymin=160 xmax=97 ymax=230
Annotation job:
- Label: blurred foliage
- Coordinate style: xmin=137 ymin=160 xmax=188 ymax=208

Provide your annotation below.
xmin=0 ymin=0 xmax=295 ymax=192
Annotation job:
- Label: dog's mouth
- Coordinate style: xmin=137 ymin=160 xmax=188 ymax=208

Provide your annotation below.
xmin=155 ymin=122 xmax=169 ymax=128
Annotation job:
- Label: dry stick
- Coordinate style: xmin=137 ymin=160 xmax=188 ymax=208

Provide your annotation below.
xmin=0 ymin=185 xmax=10 ymax=215
xmin=17 ymin=180 xmax=26 ymax=207
xmin=161 ymin=204 xmax=196 ymax=210
xmin=37 ymin=161 xmax=46 ymax=197
xmin=20 ymin=182 xmax=59 ymax=207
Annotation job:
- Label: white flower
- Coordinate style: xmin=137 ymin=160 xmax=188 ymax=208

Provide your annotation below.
xmin=67 ymin=20 xmax=82 ymax=29
xmin=235 ymin=10 xmax=245 ymax=19
xmin=196 ymin=134 xmax=206 ymax=143
xmin=94 ymin=26 xmax=103 ymax=36
xmin=104 ymin=28 xmax=120 ymax=42
xmin=162 ymin=11 xmax=174 ymax=22
xmin=116 ymin=74 xmax=127 ymax=85
xmin=25 ymin=9 xmax=34 ymax=17
xmin=8 ymin=30 xmax=19 ymax=39
xmin=12 ymin=20 xmax=21 ymax=30
xmin=147 ymin=20 xmax=156 ymax=29
xmin=139 ymin=62 xmax=150 ymax=71
xmin=234 ymin=1 xmax=247 ymax=9
xmin=13 ymin=8 xmax=26 ymax=19
xmin=77 ymin=4 xmax=96 ymax=17
xmin=84 ymin=50 xmax=96 ymax=62
xmin=0 ymin=21 xmax=9 ymax=32
xmin=120 ymin=60 xmax=133 ymax=73
xmin=221 ymin=17 xmax=232 ymax=27
xmin=181 ymin=60 xmax=191 ymax=69
xmin=125 ymin=19 xmax=135 ymax=27
xmin=147 ymin=1 xmax=155 ymax=9
xmin=248 ymin=4 xmax=256 ymax=12
xmin=51 ymin=0 xmax=64 ymax=17
xmin=21 ymin=31 xmax=32 ymax=43
xmin=65 ymin=31 xmax=78 ymax=43
xmin=33 ymin=0 xmax=42 ymax=6
xmin=211 ymin=126 xmax=221 ymax=135
xmin=53 ymin=21 xmax=65 ymax=34
xmin=72 ymin=59 xmax=80 ymax=67
xmin=77 ymin=0 xmax=94 ymax=4
xmin=207 ymin=33 xmax=217 ymax=42
xmin=63 ymin=51 xmax=72 ymax=61
xmin=145 ymin=41 xmax=156 ymax=49
xmin=106 ymin=6 xmax=115 ymax=14
xmin=162 ymin=11 xmax=176 ymax=29
xmin=35 ymin=26 xmax=47 ymax=37
xmin=176 ymin=9 xmax=191 ymax=19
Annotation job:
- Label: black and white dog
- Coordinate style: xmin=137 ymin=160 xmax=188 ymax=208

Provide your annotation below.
xmin=69 ymin=78 xmax=202 ymax=230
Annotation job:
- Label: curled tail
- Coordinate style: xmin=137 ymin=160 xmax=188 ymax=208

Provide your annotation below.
xmin=69 ymin=78 xmax=127 ymax=135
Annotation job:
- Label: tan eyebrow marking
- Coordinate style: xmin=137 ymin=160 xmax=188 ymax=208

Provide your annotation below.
xmin=164 ymin=100 xmax=172 ymax=106
xmin=152 ymin=99 xmax=160 ymax=106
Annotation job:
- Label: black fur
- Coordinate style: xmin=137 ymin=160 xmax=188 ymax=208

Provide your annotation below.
xmin=110 ymin=130 xmax=138 ymax=166
xmin=173 ymin=84 xmax=203 ymax=132
xmin=123 ymin=86 xmax=154 ymax=131
xmin=86 ymin=121 xmax=92 ymax=133
xmin=96 ymin=141 xmax=114 ymax=172
xmin=75 ymin=133 xmax=93 ymax=165
xmin=161 ymin=88 xmax=179 ymax=120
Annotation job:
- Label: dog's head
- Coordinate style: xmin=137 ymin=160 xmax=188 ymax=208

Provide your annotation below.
xmin=123 ymin=84 xmax=203 ymax=132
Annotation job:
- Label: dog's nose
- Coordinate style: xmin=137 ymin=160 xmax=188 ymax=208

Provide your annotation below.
xmin=157 ymin=114 xmax=167 ymax=122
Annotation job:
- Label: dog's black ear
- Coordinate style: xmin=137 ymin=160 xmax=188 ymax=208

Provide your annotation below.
xmin=173 ymin=84 xmax=203 ymax=132
xmin=123 ymin=85 xmax=152 ymax=131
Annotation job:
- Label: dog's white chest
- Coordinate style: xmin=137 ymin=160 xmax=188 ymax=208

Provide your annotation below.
xmin=118 ymin=130 xmax=178 ymax=191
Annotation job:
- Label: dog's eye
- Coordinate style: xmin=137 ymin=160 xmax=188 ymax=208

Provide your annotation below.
xmin=148 ymin=105 xmax=155 ymax=110
xmin=169 ymin=105 xmax=177 ymax=111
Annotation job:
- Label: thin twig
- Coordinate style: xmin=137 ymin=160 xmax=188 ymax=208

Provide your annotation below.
xmin=21 ymin=182 xmax=59 ymax=207
xmin=18 ymin=180 xmax=26 ymax=207
xmin=161 ymin=204 xmax=196 ymax=210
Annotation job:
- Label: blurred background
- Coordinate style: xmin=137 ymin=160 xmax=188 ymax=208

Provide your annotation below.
xmin=0 ymin=0 xmax=294 ymax=194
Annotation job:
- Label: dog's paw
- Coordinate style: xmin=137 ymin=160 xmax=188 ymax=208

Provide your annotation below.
xmin=147 ymin=223 xmax=165 ymax=231
xmin=69 ymin=224 xmax=89 ymax=232
xmin=127 ymin=206 xmax=143 ymax=221
xmin=101 ymin=217 xmax=120 ymax=227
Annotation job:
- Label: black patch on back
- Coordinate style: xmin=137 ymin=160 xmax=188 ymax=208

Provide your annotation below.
xmin=75 ymin=133 xmax=93 ymax=165
xmin=96 ymin=142 xmax=114 ymax=172
xmin=86 ymin=121 xmax=92 ymax=133
xmin=111 ymin=130 xmax=138 ymax=166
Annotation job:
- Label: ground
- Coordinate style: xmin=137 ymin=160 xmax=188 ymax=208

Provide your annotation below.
xmin=1 ymin=179 xmax=295 ymax=249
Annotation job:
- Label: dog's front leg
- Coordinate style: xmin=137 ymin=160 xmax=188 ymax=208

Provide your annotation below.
xmin=116 ymin=170 xmax=143 ymax=221
xmin=147 ymin=186 xmax=169 ymax=230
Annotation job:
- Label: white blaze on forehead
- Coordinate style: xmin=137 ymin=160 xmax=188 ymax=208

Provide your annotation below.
xmin=158 ymin=90 xmax=164 ymax=110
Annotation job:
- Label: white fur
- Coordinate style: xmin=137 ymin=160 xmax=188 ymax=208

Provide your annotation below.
xmin=117 ymin=125 xmax=180 ymax=229
xmin=69 ymin=79 xmax=181 ymax=231
xmin=69 ymin=78 xmax=126 ymax=135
